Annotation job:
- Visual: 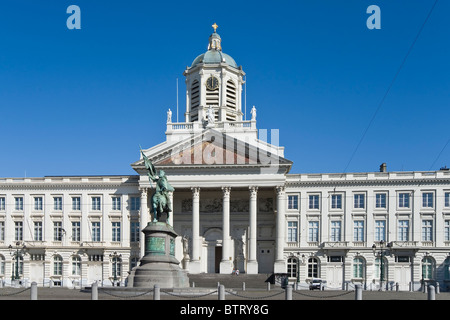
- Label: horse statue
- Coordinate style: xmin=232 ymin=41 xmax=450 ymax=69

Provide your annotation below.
xmin=141 ymin=148 xmax=174 ymax=224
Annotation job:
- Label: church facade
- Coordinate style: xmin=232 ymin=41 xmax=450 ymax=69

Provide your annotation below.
xmin=1 ymin=26 xmax=449 ymax=290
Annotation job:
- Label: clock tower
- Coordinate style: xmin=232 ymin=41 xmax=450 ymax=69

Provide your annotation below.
xmin=183 ymin=24 xmax=246 ymax=125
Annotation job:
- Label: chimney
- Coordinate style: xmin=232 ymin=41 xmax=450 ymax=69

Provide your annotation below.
xmin=380 ymin=163 xmax=387 ymax=173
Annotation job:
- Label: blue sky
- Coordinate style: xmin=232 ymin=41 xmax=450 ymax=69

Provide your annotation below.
xmin=0 ymin=0 xmax=448 ymax=177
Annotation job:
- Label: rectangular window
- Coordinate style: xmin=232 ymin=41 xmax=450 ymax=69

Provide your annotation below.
xmin=353 ymin=221 xmax=365 ymax=242
xmin=72 ymin=221 xmax=81 ymax=242
xmin=354 ymin=194 xmax=365 ymax=209
xmin=331 ymin=194 xmax=342 ymax=209
xmin=15 ymin=221 xmax=23 ymax=241
xmin=308 ymin=221 xmax=319 ymax=242
xmin=54 ymin=221 xmax=63 ymax=241
xmin=445 ymin=220 xmax=450 ymax=242
xmin=34 ymin=221 xmax=43 ymax=241
xmin=330 ymin=221 xmax=341 ymax=242
xmin=309 ymin=195 xmax=319 ymax=210
xmin=92 ymin=197 xmax=101 ymax=211
xmin=422 ymin=192 xmax=434 ymax=208
xmin=54 ymin=197 xmax=63 ymax=211
xmin=112 ymin=222 xmax=121 ymax=242
xmin=34 ymin=197 xmax=43 ymax=211
xmin=15 ymin=197 xmax=23 ymax=211
xmin=288 ymin=195 xmax=298 ymax=210
xmin=399 ymin=193 xmax=410 ymax=208
xmin=130 ymin=197 xmax=141 ymax=211
xmin=398 ymin=220 xmax=409 ymax=241
xmin=72 ymin=197 xmax=81 ymax=211
xmin=445 ymin=192 xmax=450 ymax=208
xmin=375 ymin=220 xmax=386 ymax=242
xmin=0 ymin=221 xmax=5 ymax=241
xmin=130 ymin=222 xmax=140 ymax=242
xmin=287 ymin=221 xmax=298 ymax=242
xmin=92 ymin=222 xmax=101 ymax=242
xmin=375 ymin=193 xmax=386 ymax=209
xmin=422 ymin=220 xmax=433 ymax=242
xmin=0 ymin=197 xmax=5 ymax=211
xmin=112 ymin=197 xmax=121 ymax=211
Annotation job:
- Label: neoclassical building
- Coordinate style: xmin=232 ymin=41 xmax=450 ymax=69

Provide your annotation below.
xmin=0 ymin=26 xmax=449 ymax=290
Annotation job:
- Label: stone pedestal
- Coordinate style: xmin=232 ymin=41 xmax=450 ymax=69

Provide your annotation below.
xmin=128 ymin=222 xmax=189 ymax=288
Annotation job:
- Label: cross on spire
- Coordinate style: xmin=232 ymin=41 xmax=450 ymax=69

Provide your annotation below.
xmin=212 ymin=23 xmax=218 ymax=33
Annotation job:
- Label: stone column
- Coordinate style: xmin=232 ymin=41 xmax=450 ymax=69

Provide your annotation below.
xmin=274 ymin=186 xmax=286 ymax=273
xmin=139 ymin=188 xmax=149 ymax=258
xmin=220 ymin=187 xmax=232 ymax=274
xmin=190 ymin=187 xmax=201 ymax=273
xmin=247 ymin=186 xmax=258 ymax=274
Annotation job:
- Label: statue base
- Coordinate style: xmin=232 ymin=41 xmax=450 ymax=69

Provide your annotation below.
xmin=127 ymin=222 xmax=189 ymax=288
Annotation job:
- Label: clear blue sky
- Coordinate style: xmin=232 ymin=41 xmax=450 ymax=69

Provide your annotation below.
xmin=0 ymin=0 xmax=448 ymax=177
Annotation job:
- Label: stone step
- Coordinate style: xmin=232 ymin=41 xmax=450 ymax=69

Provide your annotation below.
xmin=187 ymin=273 xmax=273 ymax=289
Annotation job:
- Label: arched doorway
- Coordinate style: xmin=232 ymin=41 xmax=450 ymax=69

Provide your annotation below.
xmin=204 ymin=228 xmax=222 ymax=273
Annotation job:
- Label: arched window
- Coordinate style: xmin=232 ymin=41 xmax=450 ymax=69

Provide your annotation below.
xmin=444 ymin=257 xmax=450 ymax=280
xmin=72 ymin=255 xmax=81 ymax=276
xmin=287 ymin=257 xmax=298 ymax=278
xmin=422 ymin=257 xmax=435 ymax=280
xmin=53 ymin=255 xmax=63 ymax=276
xmin=353 ymin=257 xmax=365 ymax=279
xmin=308 ymin=257 xmax=319 ymax=278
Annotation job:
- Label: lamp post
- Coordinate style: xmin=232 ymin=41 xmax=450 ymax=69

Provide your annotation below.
xmin=8 ymin=241 xmax=27 ymax=284
xmin=109 ymin=251 xmax=122 ymax=286
xmin=372 ymin=240 xmax=391 ymax=291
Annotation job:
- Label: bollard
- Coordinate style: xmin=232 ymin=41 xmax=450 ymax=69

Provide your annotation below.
xmin=30 ymin=282 xmax=38 ymax=300
xmin=355 ymin=284 xmax=362 ymax=300
xmin=153 ymin=284 xmax=160 ymax=300
xmin=396 ymin=282 xmax=399 ymax=292
xmin=428 ymin=285 xmax=435 ymax=300
xmin=192 ymin=282 xmax=195 ymax=288
xmin=436 ymin=282 xmax=440 ymax=294
xmin=218 ymin=284 xmax=225 ymax=300
xmin=267 ymin=282 xmax=270 ymax=291
xmin=285 ymin=284 xmax=292 ymax=300
xmin=91 ymin=281 xmax=98 ymax=300
xmin=242 ymin=282 xmax=245 ymax=291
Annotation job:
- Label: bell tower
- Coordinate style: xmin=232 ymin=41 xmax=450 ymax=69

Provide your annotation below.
xmin=183 ymin=24 xmax=246 ymax=125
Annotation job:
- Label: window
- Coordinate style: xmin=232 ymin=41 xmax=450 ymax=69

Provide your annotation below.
xmin=34 ymin=221 xmax=43 ymax=241
xmin=399 ymin=193 xmax=410 ymax=208
xmin=422 ymin=220 xmax=433 ymax=242
xmin=34 ymin=197 xmax=43 ymax=211
xmin=0 ymin=222 xmax=4 ymax=241
xmin=130 ymin=221 xmax=140 ymax=242
xmin=354 ymin=194 xmax=365 ymax=209
xmin=54 ymin=221 xmax=63 ymax=241
xmin=398 ymin=220 xmax=409 ymax=241
xmin=309 ymin=195 xmax=319 ymax=210
xmin=445 ymin=192 xmax=450 ymax=208
xmin=72 ymin=221 xmax=81 ymax=242
xmin=353 ymin=257 xmax=365 ymax=279
xmin=72 ymin=256 xmax=81 ymax=276
xmin=0 ymin=197 xmax=5 ymax=211
xmin=331 ymin=194 xmax=342 ymax=209
xmin=92 ymin=197 xmax=101 ymax=211
xmin=330 ymin=221 xmax=341 ymax=242
xmin=288 ymin=195 xmax=298 ymax=210
xmin=308 ymin=221 xmax=319 ymax=242
xmin=72 ymin=197 xmax=81 ymax=211
xmin=287 ymin=221 xmax=298 ymax=242
xmin=375 ymin=220 xmax=386 ymax=242
xmin=111 ymin=256 xmax=122 ymax=280
xmin=353 ymin=221 xmax=365 ymax=242
xmin=374 ymin=258 xmax=387 ymax=281
xmin=92 ymin=222 xmax=101 ymax=242
xmin=422 ymin=257 xmax=434 ymax=280
xmin=308 ymin=257 xmax=319 ymax=278
xmin=287 ymin=257 xmax=298 ymax=278
xmin=15 ymin=221 xmax=23 ymax=241
xmin=375 ymin=193 xmax=386 ymax=209
xmin=112 ymin=197 xmax=121 ymax=211
xmin=445 ymin=220 xmax=450 ymax=242
xmin=15 ymin=197 xmax=23 ymax=211
xmin=112 ymin=222 xmax=121 ymax=242
xmin=422 ymin=192 xmax=434 ymax=208
xmin=53 ymin=255 xmax=63 ymax=276
xmin=54 ymin=197 xmax=63 ymax=211
xmin=130 ymin=197 xmax=140 ymax=211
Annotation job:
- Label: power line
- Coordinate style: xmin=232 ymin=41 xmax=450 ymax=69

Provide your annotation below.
xmin=342 ymin=0 xmax=439 ymax=174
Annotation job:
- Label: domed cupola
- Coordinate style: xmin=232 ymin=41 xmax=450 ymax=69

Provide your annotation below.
xmin=184 ymin=24 xmax=245 ymax=124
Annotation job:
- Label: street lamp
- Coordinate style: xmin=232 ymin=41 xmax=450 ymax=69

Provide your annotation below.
xmin=109 ymin=251 xmax=122 ymax=286
xmin=8 ymin=241 xmax=27 ymax=283
xmin=372 ymin=240 xmax=392 ymax=291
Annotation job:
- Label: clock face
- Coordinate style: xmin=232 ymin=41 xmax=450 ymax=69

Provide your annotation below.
xmin=206 ymin=76 xmax=219 ymax=90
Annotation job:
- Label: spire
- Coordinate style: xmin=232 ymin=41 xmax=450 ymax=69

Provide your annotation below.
xmin=208 ymin=23 xmax=222 ymax=51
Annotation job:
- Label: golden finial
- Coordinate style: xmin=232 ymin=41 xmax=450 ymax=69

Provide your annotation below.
xmin=212 ymin=23 xmax=218 ymax=33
